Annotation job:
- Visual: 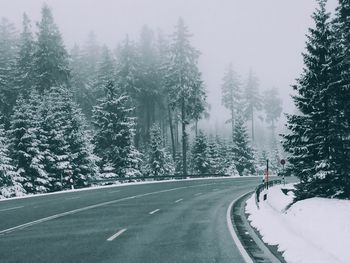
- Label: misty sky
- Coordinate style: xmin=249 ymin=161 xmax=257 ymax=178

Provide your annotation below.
xmin=0 ymin=0 xmax=338 ymax=133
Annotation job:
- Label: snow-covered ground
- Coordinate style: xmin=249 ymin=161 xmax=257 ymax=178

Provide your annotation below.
xmin=246 ymin=184 xmax=350 ymax=263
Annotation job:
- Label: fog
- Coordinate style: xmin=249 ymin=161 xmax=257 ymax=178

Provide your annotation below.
xmin=0 ymin=0 xmax=338 ymax=134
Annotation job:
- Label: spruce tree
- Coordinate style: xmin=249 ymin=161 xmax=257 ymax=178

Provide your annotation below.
xmin=207 ymin=136 xmax=222 ymax=174
xmin=191 ymin=131 xmax=209 ymax=174
xmin=93 ymin=82 xmax=142 ymax=178
xmin=231 ymin=116 xmax=255 ymax=176
xmin=165 ymin=18 xmax=206 ymax=175
xmin=34 ymin=4 xmax=70 ymax=93
xmin=93 ymin=45 xmax=116 ymax=102
xmin=0 ymin=123 xmax=25 ymax=198
xmin=8 ymin=92 xmax=46 ymax=193
xmin=244 ymin=69 xmax=262 ymax=142
xmin=221 ymin=64 xmax=242 ymax=133
xmin=147 ymin=124 xmax=174 ymax=176
xmin=38 ymin=88 xmax=72 ymax=192
xmin=282 ymin=0 xmax=339 ymax=199
xmin=64 ymin=97 xmax=98 ymax=188
xmin=329 ymin=0 xmax=350 ymax=197
xmin=0 ymin=18 xmax=18 ymax=124
xmin=16 ymin=13 xmax=35 ymax=96
xmin=262 ymin=87 xmax=282 ymax=129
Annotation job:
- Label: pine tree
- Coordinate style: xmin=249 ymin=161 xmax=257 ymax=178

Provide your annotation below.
xmin=136 ymin=26 xmax=161 ymax=145
xmin=207 ymin=136 xmax=222 ymax=174
xmin=191 ymin=131 xmax=209 ymax=174
xmin=244 ymin=69 xmax=262 ymax=142
xmin=147 ymin=124 xmax=174 ymax=176
xmin=93 ymin=82 xmax=142 ymax=178
xmin=262 ymin=87 xmax=283 ymax=129
xmin=221 ymin=64 xmax=242 ymax=133
xmin=0 ymin=18 xmax=18 ymax=124
xmin=70 ymin=32 xmax=101 ymax=118
xmin=38 ymin=88 xmax=72 ymax=192
xmin=0 ymin=123 xmax=25 ymax=198
xmin=34 ymin=4 xmax=70 ymax=93
xmin=328 ymin=0 xmax=350 ymax=197
xmin=8 ymin=91 xmax=46 ymax=193
xmin=282 ymin=0 xmax=339 ymax=199
xmin=16 ymin=13 xmax=35 ymax=96
xmin=165 ymin=18 xmax=206 ymax=175
xmin=115 ymin=36 xmax=139 ymax=99
xmin=64 ymin=97 xmax=99 ymax=188
xmin=231 ymin=116 xmax=255 ymax=176
xmin=93 ymin=45 xmax=116 ymax=102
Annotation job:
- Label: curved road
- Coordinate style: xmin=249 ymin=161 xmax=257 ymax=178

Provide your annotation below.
xmin=0 ymin=177 xmax=262 ymax=263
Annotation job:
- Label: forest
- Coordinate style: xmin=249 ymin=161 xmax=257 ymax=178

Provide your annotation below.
xmin=1 ymin=4 xmax=288 ymax=198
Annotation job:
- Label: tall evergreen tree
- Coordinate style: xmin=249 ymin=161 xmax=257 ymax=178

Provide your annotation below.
xmin=93 ymin=45 xmax=116 ymax=104
xmin=136 ymin=26 xmax=160 ymax=145
xmin=329 ymin=0 xmax=350 ymax=197
xmin=165 ymin=18 xmax=206 ymax=175
xmin=262 ymin=87 xmax=283 ymax=129
xmin=93 ymin=82 xmax=142 ymax=178
xmin=115 ymin=36 xmax=139 ymax=99
xmin=0 ymin=18 xmax=18 ymax=124
xmin=191 ymin=131 xmax=209 ymax=174
xmin=146 ymin=124 xmax=174 ymax=176
xmin=16 ymin=13 xmax=35 ymax=96
xmin=0 ymin=123 xmax=25 ymax=198
xmin=221 ymin=64 xmax=242 ymax=133
xmin=231 ymin=116 xmax=255 ymax=176
xmin=33 ymin=4 xmax=70 ymax=93
xmin=8 ymin=92 xmax=46 ymax=193
xmin=283 ymin=0 xmax=341 ymax=199
xmin=244 ymin=69 xmax=262 ymax=142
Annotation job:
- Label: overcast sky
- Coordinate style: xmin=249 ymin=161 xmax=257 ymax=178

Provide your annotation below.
xmin=0 ymin=0 xmax=338 ymax=132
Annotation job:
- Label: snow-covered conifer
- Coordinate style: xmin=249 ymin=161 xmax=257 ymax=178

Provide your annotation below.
xmin=93 ymin=82 xmax=142 ymax=178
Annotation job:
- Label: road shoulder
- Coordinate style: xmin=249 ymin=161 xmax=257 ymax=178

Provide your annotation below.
xmin=228 ymin=192 xmax=286 ymax=263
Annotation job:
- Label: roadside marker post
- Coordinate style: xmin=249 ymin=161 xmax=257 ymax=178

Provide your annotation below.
xmin=280 ymin=159 xmax=286 ymax=185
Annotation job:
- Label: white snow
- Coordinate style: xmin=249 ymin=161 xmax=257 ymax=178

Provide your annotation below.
xmin=246 ymin=184 xmax=350 ymax=263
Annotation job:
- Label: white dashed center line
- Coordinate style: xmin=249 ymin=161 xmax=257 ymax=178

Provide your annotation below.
xmin=149 ymin=209 xmax=160 ymax=215
xmin=174 ymin=198 xmax=183 ymax=203
xmin=107 ymin=228 xmax=127 ymax=241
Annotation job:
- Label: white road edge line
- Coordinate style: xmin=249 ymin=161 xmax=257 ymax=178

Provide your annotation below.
xmin=0 ymin=206 xmax=24 ymax=212
xmin=149 ymin=209 xmax=160 ymax=215
xmin=174 ymin=198 xmax=183 ymax=203
xmin=0 ymin=182 xmax=215 ymax=235
xmin=226 ymin=192 xmax=254 ymax=263
xmin=107 ymin=228 xmax=127 ymax=241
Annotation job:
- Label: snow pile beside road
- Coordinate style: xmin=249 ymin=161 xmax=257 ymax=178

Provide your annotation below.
xmin=246 ymin=184 xmax=350 ymax=263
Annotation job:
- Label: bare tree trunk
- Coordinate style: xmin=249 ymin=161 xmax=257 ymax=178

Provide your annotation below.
xmin=168 ymin=104 xmax=176 ymax=160
xmin=181 ymin=98 xmax=187 ymax=176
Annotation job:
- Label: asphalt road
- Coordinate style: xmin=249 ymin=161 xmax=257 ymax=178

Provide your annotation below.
xmin=0 ymin=177 xmax=263 ymax=263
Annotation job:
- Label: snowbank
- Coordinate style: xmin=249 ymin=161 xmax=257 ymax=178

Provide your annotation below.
xmin=246 ymin=184 xmax=350 ymax=263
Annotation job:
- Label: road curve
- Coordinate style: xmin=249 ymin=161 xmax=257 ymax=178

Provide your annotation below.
xmin=0 ymin=177 xmax=262 ymax=263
